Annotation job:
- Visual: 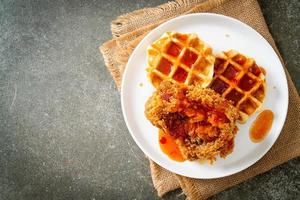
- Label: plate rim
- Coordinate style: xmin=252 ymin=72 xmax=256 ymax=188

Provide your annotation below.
xmin=120 ymin=13 xmax=289 ymax=179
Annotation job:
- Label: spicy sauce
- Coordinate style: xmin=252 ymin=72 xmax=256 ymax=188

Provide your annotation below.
xmin=167 ymin=42 xmax=182 ymax=57
xmin=158 ymin=130 xmax=185 ymax=162
xmin=250 ymin=110 xmax=274 ymax=143
xmin=157 ymin=58 xmax=172 ymax=75
xmin=181 ymin=49 xmax=198 ymax=68
xmin=172 ymin=68 xmax=188 ymax=83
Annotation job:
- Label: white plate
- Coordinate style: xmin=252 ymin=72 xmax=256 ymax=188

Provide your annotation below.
xmin=121 ymin=13 xmax=288 ymax=179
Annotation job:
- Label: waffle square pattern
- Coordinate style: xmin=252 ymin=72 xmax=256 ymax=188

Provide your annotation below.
xmin=147 ymin=32 xmax=215 ymax=88
xmin=209 ymin=50 xmax=266 ymax=123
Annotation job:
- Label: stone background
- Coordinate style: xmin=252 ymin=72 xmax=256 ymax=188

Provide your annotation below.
xmin=0 ymin=0 xmax=299 ymax=199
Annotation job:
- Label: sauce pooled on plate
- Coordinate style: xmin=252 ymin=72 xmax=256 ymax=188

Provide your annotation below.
xmin=158 ymin=130 xmax=185 ymax=162
xmin=250 ymin=109 xmax=274 ymax=143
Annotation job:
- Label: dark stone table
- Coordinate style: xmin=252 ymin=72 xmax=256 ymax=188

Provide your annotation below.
xmin=0 ymin=0 xmax=299 ymax=199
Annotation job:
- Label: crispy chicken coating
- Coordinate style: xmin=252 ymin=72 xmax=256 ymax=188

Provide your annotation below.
xmin=145 ymin=81 xmax=239 ymax=163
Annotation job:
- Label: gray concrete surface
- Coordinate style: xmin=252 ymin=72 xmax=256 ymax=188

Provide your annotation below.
xmin=0 ymin=0 xmax=299 ymax=199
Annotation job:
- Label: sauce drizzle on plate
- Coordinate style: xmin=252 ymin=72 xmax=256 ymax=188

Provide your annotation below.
xmin=158 ymin=130 xmax=185 ymax=162
xmin=250 ymin=109 xmax=274 ymax=143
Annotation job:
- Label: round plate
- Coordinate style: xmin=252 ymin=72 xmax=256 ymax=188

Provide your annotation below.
xmin=121 ymin=13 xmax=288 ymax=179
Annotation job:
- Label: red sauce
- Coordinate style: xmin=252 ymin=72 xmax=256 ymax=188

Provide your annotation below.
xmin=232 ymin=77 xmax=238 ymax=84
xmin=208 ymin=108 xmax=229 ymax=124
xmin=225 ymin=89 xmax=244 ymax=106
xmin=250 ymin=110 xmax=274 ymax=143
xmin=248 ymin=63 xmax=261 ymax=76
xmin=238 ymin=74 xmax=256 ymax=91
xmin=214 ymin=58 xmax=226 ymax=72
xmin=157 ymin=58 xmax=172 ymax=75
xmin=210 ymin=78 xmax=229 ymax=94
xmin=222 ymin=64 xmax=239 ymax=80
xmin=164 ymin=113 xmax=187 ymax=139
xmin=176 ymin=34 xmax=188 ymax=42
xmin=158 ymin=130 xmax=185 ymax=162
xmin=181 ymin=49 xmax=198 ymax=68
xmin=173 ymin=68 xmax=188 ymax=83
xmin=167 ymin=42 xmax=182 ymax=57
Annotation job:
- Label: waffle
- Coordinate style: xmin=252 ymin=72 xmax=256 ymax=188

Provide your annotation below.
xmin=209 ymin=50 xmax=266 ymax=123
xmin=147 ymin=32 xmax=215 ymax=88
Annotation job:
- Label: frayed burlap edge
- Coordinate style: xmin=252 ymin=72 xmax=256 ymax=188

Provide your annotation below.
xmin=99 ymin=40 xmax=122 ymax=87
xmin=111 ymin=0 xmax=208 ymax=37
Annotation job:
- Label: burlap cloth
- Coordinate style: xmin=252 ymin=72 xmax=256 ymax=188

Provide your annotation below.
xmin=100 ymin=0 xmax=300 ymax=199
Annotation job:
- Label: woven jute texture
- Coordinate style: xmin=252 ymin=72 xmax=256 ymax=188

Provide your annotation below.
xmin=99 ymin=0 xmax=300 ymax=199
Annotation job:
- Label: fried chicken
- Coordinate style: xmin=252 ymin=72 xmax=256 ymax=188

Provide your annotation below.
xmin=145 ymin=81 xmax=239 ymax=163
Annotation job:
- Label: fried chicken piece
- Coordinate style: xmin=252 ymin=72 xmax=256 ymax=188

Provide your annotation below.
xmin=145 ymin=81 xmax=239 ymax=163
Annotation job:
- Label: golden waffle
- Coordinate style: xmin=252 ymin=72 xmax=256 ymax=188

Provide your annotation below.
xmin=209 ymin=50 xmax=266 ymax=123
xmin=147 ymin=32 xmax=215 ymax=88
